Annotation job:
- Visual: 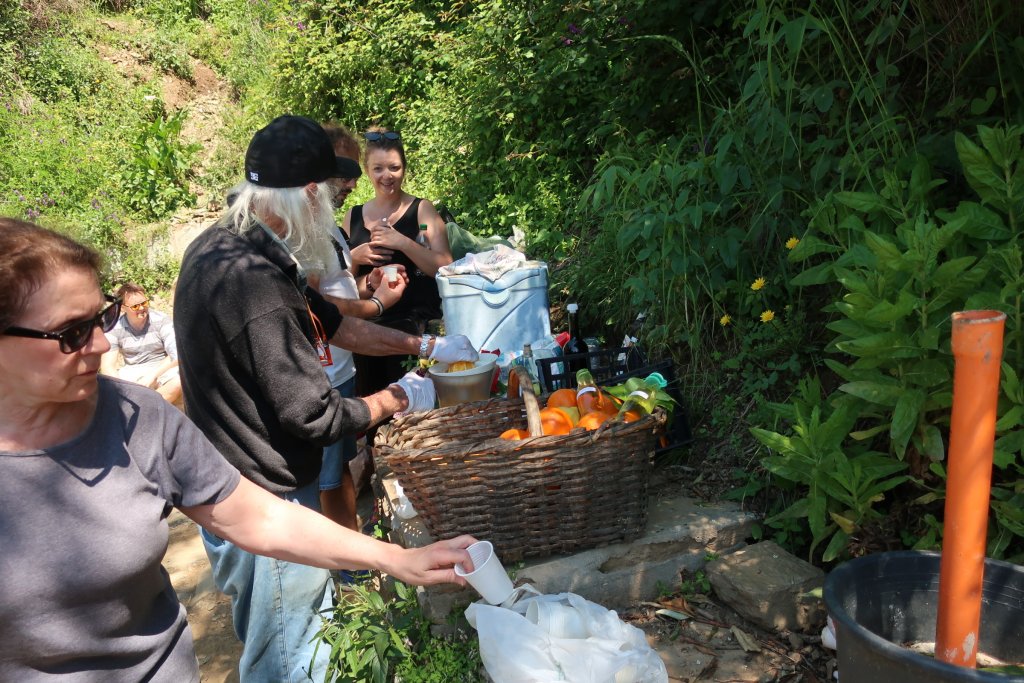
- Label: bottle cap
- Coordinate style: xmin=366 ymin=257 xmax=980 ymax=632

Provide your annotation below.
xmin=419 ymin=223 xmax=428 ymax=230
xmin=644 ymin=372 xmax=667 ymax=388
xmin=567 ymin=303 xmax=578 ymax=313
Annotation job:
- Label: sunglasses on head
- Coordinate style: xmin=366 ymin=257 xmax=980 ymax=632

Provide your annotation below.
xmin=127 ymin=299 xmax=150 ymax=312
xmin=364 ymin=131 xmax=401 ymax=143
xmin=3 ymin=295 xmax=122 ymax=354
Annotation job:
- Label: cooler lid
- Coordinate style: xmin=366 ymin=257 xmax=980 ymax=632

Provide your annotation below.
xmin=437 ymin=261 xmax=548 ymax=292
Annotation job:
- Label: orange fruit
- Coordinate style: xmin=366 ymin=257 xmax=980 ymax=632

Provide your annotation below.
xmin=447 ymin=360 xmax=475 ymax=372
xmin=538 ymin=407 xmax=574 ymax=436
xmin=553 ymin=406 xmax=580 ymax=426
xmin=499 ymin=428 xmax=530 ymax=440
xmin=577 ymin=410 xmax=615 ymax=431
xmin=546 ymin=388 xmax=578 ymax=409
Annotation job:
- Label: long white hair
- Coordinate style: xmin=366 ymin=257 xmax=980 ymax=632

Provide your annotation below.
xmin=225 ymin=181 xmax=338 ymax=274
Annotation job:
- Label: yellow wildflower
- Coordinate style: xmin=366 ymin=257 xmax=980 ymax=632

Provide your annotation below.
xmin=750 ymin=277 xmax=766 ymax=291
xmin=785 ymin=236 xmax=800 ymax=250
xmin=760 ymin=310 xmax=775 ymax=323
xmin=719 ymin=314 xmax=732 ymax=326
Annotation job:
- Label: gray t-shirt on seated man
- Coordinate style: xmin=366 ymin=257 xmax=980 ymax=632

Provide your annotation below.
xmin=106 ymin=308 xmax=178 ymax=367
xmin=0 ymin=377 xmax=240 ymax=682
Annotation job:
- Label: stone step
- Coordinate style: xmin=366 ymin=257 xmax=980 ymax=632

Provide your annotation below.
xmin=377 ymin=473 xmax=759 ymax=628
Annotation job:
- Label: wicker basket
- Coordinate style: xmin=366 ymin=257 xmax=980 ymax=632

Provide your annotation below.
xmin=375 ymin=373 xmax=666 ymax=562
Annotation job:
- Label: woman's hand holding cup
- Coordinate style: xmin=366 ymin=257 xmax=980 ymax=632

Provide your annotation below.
xmin=372 ymin=266 xmax=407 ymax=307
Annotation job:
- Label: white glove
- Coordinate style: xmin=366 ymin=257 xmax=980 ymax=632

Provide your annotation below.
xmin=428 ymin=335 xmax=479 ymax=364
xmin=393 ymin=371 xmax=437 ymax=413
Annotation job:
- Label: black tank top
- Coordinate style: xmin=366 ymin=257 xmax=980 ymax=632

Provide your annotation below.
xmin=348 ymin=197 xmax=442 ymax=326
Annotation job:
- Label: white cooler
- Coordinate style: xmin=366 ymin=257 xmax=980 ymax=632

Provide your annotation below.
xmin=436 ymin=263 xmax=551 ymax=355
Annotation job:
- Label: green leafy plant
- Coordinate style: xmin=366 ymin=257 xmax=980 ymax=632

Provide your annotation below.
xmin=315 ymin=580 xmax=484 ymax=683
xmin=315 ymin=581 xmax=423 ymax=683
xmin=769 ymin=125 xmax=1024 ymax=560
xmin=679 ymin=569 xmax=711 ymax=597
xmin=393 ymin=631 xmax=483 ymax=683
xmin=751 ymin=377 xmax=910 ymax=561
xmin=114 ymin=104 xmax=199 ymax=219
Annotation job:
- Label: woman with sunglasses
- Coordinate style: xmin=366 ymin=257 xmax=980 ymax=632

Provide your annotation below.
xmin=0 ymin=218 xmax=476 ymax=682
xmin=343 ymin=127 xmax=455 ymax=398
xmin=100 ymin=282 xmax=183 ymax=407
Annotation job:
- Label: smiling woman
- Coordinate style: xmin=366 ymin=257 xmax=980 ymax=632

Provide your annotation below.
xmin=343 ymin=127 xmax=455 ymax=400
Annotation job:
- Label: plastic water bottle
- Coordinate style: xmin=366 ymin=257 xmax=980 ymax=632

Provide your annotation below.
xmin=414 ymin=223 xmax=429 ymax=277
xmin=529 ymin=334 xmax=564 ymax=389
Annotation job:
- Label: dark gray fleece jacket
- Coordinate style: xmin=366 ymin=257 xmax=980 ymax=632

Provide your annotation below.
xmin=174 ymin=219 xmax=372 ymax=493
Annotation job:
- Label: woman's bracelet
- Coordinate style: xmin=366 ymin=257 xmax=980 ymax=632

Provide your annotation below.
xmin=369 ymin=296 xmax=384 ymax=318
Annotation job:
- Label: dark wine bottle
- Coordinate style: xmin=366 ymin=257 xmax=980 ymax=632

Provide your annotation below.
xmin=564 ymin=302 xmax=589 ymax=377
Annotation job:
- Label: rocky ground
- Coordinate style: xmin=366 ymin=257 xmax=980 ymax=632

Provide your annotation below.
xmin=164 ymin=475 xmax=838 ymax=683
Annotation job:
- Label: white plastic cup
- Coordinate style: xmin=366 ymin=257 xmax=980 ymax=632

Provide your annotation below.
xmin=454 ymin=541 xmax=514 ymax=605
xmin=382 ymin=265 xmax=400 ymax=283
xmin=526 ymin=600 xmax=588 ymax=639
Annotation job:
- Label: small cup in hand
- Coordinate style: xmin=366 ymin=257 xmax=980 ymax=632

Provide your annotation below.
xmin=454 ymin=541 xmax=515 ymax=605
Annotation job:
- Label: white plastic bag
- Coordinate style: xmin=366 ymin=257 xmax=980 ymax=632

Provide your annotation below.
xmin=392 ymin=480 xmax=418 ymax=520
xmin=465 ymin=585 xmax=668 ymax=683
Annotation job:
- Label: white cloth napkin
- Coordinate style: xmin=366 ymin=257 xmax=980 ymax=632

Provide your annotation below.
xmin=437 ymin=244 xmax=527 ymax=282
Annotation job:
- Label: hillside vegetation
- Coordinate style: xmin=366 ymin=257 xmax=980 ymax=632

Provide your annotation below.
xmin=2 ymin=0 xmax=1024 ymax=565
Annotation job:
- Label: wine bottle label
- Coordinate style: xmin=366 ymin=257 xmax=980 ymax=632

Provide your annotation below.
xmin=577 ymin=386 xmax=597 ymax=399
xmin=628 ymin=390 xmax=650 ymax=400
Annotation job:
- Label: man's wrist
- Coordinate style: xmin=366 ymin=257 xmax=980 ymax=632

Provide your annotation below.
xmin=418 ymin=333 xmax=435 ymax=359
xmin=387 ymin=382 xmax=410 ymax=412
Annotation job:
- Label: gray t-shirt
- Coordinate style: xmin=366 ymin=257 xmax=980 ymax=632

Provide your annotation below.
xmin=0 ymin=377 xmax=241 ymax=682
xmin=105 ymin=309 xmax=178 ymax=366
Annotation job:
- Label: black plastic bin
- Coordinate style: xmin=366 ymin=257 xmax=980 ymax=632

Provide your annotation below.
xmin=535 ymin=348 xmax=693 ymax=453
xmin=824 ymin=551 xmax=1024 ymax=682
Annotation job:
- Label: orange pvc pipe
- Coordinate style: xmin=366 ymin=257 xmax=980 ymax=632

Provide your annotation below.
xmin=935 ymin=310 xmax=1006 ymax=668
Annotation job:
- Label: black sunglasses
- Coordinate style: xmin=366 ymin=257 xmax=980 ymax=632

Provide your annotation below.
xmin=4 ymin=295 xmax=122 ymax=354
xmin=364 ymin=131 xmax=401 ymax=142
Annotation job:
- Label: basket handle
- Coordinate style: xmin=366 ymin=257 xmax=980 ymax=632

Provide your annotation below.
xmin=511 ymin=365 xmax=544 ymax=437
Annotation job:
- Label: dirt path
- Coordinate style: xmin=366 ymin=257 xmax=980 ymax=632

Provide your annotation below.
xmin=165 ymin=510 xmax=241 ymax=682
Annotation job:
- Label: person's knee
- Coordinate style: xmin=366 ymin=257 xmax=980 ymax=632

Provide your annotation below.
xmin=158 ymin=378 xmax=184 ymax=407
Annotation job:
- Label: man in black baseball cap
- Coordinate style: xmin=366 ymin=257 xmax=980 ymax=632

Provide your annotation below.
xmin=174 ymin=115 xmax=478 ymax=682
xmin=244 ymin=115 xmax=361 ymax=187
xmin=224 ymin=115 xmax=362 ymax=208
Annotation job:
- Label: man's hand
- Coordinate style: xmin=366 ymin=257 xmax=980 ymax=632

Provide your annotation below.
xmin=429 ymin=335 xmax=479 ymax=364
xmin=392 ymin=371 xmax=436 ymax=413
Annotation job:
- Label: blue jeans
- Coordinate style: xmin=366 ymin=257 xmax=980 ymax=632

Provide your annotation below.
xmin=201 ymin=480 xmax=334 ymax=683
xmin=320 ymin=376 xmax=357 ymax=491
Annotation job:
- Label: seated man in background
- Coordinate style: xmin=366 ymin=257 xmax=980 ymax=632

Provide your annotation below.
xmin=101 ymin=282 xmax=183 ymax=406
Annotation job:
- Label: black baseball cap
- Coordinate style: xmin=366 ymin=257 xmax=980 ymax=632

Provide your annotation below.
xmin=244 ymin=115 xmax=362 ymax=188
